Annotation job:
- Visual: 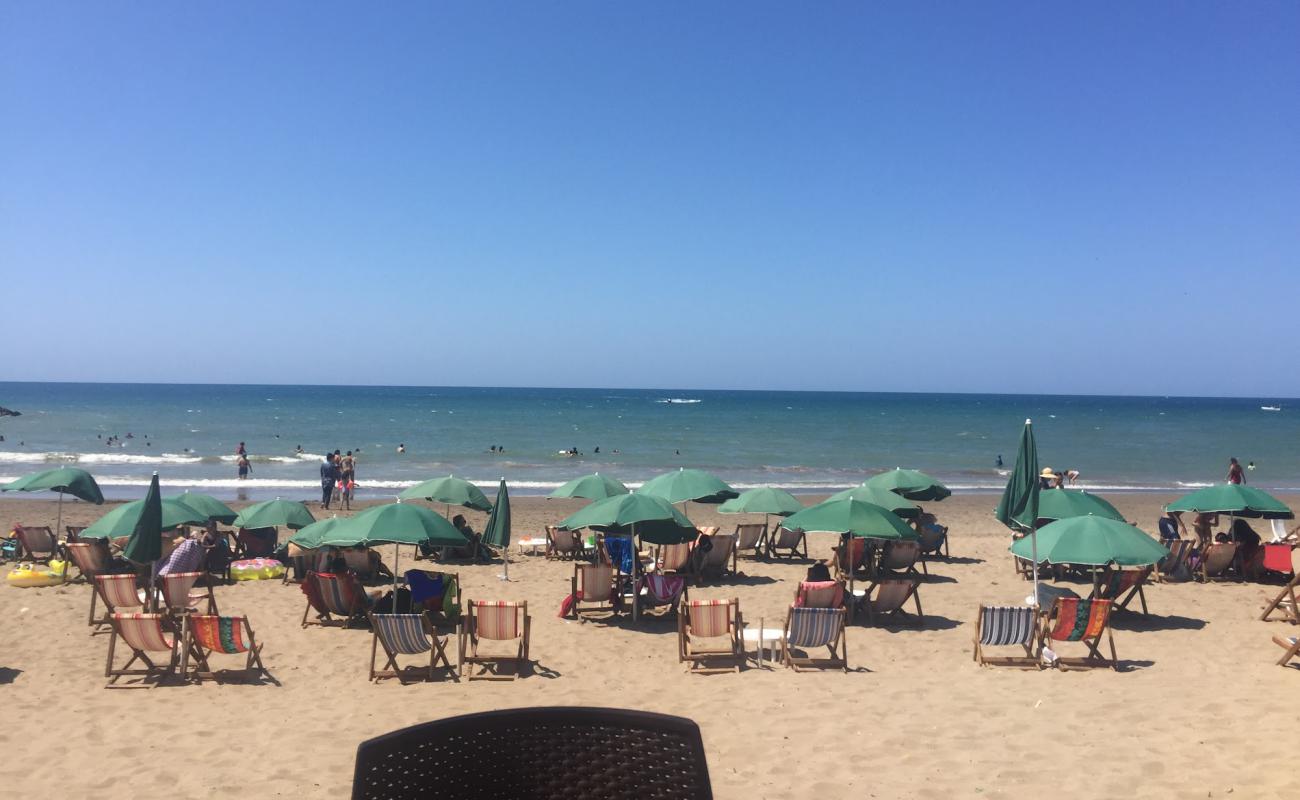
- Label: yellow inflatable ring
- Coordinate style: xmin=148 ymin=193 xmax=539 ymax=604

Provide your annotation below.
xmin=230 ymin=558 xmax=286 ymax=581
xmin=7 ymin=560 xmax=68 ymax=588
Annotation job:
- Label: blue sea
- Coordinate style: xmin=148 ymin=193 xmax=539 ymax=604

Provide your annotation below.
xmin=0 ymin=383 xmax=1296 ymax=501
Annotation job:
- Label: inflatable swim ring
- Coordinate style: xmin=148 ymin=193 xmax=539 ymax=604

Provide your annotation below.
xmin=230 ymin=558 xmax=285 ymax=581
xmin=7 ymin=560 xmax=68 ymax=588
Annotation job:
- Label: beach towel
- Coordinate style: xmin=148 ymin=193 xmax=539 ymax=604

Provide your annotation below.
xmin=604 ymin=536 xmax=635 ymax=575
xmin=1048 ymin=598 xmax=1110 ymax=642
xmin=796 ymin=580 xmax=844 ymax=608
xmin=158 ymin=538 xmax=206 ymax=576
xmin=640 ymin=574 xmax=685 ymax=605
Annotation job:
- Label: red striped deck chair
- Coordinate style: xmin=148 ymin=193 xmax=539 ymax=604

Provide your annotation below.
xmin=781 ymin=606 xmax=847 ymax=672
xmin=832 ymin=536 xmax=868 ymax=581
xmin=158 ymin=571 xmax=217 ymax=616
xmin=565 ymin=563 xmax=618 ymax=620
xmin=66 ymin=541 xmax=114 ymax=626
xmin=14 ymin=525 xmax=58 ymax=564
xmin=1196 ymin=542 xmax=1238 ymax=582
xmin=677 ymin=598 xmax=743 ymax=674
xmin=458 ymin=600 xmax=530 ymax=681
xmin=973 ymin=605 xmax=1040 ymax=668
xmin=187 ymin=615 xmax=269 ymax=683
xmin=1274 ymin=635 xmax=1300 ymax=668
xmin=656 ymin=542 xmax=692 ymax=575
xmin=105 ymin=613 xmax=188 ymax=688
xmin=1094 ymin=566 xmax=1152 ymax=615
xmin=794 ymin=580 xmax=845 ymax=609
xmin=637 ymin=574 xmax=687 ymax=617
xmin=692 ymin=532 xmax=738 ymax=581
xmin=1041 ymin=597 xmax=1117 ymax=671
xmin=860 ymin=578 xmax=924 ymax=627
xmin=767 ymin=527 xmax=807 ymax=560
xmin=1260 ymin=571 xmax=1300 ymax=624
xmin=544 ymin=526 xmax=582 ymax=560
xmin=733 ymin=523 xmax=766 ymax=560
xmin=368 ymin=613 xmax=452 ymax=684
xmin=94 ymin=573 xmax=147 ymax=632
xmin=301 ymin=572 xmax=368 ymax=627
xmin=1156 ymin=539 xmax=1195 ymax=582
xmin=880 ymin=540 xmax=926 ymax=576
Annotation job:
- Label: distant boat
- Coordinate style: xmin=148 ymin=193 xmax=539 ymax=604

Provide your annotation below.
xmin=1261 ymin=405 xmax=1282 ymax=412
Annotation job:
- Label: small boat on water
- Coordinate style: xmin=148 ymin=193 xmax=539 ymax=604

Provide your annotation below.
xmin=1261 ymin=405 xmax=1282 ymax=412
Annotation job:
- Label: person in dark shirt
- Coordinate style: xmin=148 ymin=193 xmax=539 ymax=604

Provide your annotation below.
xmin=320 ymin=455 xmax=338 ymax=509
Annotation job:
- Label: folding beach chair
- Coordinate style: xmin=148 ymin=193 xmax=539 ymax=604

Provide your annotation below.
xmin=301 ymin=572 xmax=369 ymax=627
xmin=1261 ymin=544 xmax=1295 ymax=579
xmin=368 ymin=613 xmax=452 ymax=684
xmin=343 ymin=548 xmax=391 ymax=584
xmin=766 ymin=527 xmax=807 ymax=560
xmin=458 ymin=600 xmax=530 ymax=681
xmin=656 ymin=542 xmax=693 ymax=576
xmin=92 ymin=573 xmax=148 ymax=631
xmin=794 ymin=579 xmax=846 ymax=609
xmin=105 ymin=613 xmax=188 ymax=688
xmin=1041 ymin=597 xmax=1117 ymax=671
xmin=1156 ymin=539 xmax=1195 ymax=582
xmin=350 ymin=707 xmax=713 ymax=800
xmin=544 ymin=526 xmax=582 ymax=560
xmin=637 ymin=574 xmax=687 ymax=617
xmin=1094 ymin=566 xmax=1153 ymax=615
xmin=565 ymin=562 xmax=619 ymax=620
xmin=917 ymin=523 xmax=949 ymax=559
xmin=859 ymin=578 xmax=924 ymax=626
xmin=733 ymin=523 xmax=766 ymax=560
xmin=677 ymin=598 xmax=743 ymax=674
xmin=158 ymin=571 xmax=218 ymax=616
xmin=973 ymin=605 xmax=1041 ymax=668
xmin=65 ymin=525 xmax=87 ymax=542
xmin=880 ymin=540 xmax=926 ymax=576
xmin=233 ymin=527 xmax=278 ymax=559
xmin=781 ymin=606 xmax=847 ymax=672
xmin=1275 ymin=635 xmax=1300 ymax=668
xmin=832 ymin=536 xmax=868 ymax=582
xmin=1196 ymin=542 xmax=1239 ymax=582
xmin=692 ymin=533 xmax=737 ymax=581
xmin=64 ymin=540 xmax=114 ymax=622
xmin=187 ymin=614 xmax=270 ymax=683
xmin=1260 ymin=572 xmax=1300 ymax=624
xmin=697 ymin=526 xmax=719 ymax=537
xmin=405 ymin=570 xmax=461 ymax=626
xmin=14 ymin=525 xmax=58 ymax=564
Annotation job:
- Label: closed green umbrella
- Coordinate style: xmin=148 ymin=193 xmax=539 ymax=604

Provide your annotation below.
xmin=319 ymin=502 xmax=468 ymax=595
xmin=1010 ymin=516 xmax=1169 ymax=567
xmin=288 ymin=515 xmax=346 ymax=549
xmin=1034 ymin=488 xmax=1124 ymax=525
xmin=549 ymin=472 xmax=629 ymax=501
xmin=170 ymin=492 xmax=238 ymax=525
xmin=2 ymin=466 xmax=104 ymax=539
xmin=782 ymin=497 xmax=917 ymax=541
xmin=1167 ymin=484 xmax=1294 ymax=519
xmin=232 ymin=498 xmax=318 ymax=530
xmin=636 ymin=468 xmax=738 ymax=505
xmin=81 ymin=497 xmax=210 ymax=539
xmin=995 ymin=420 xmax=1042 ymax=605
xmin=865 ymin=468 xmax=952 ymax=502
xmin=825 ymin=485 xmax=921 ymax=519
xmin=482 ymin=479 xmax=512 ymax=579
xmin=398 ymin=475 xmax=493 ymax=516
xmin=123 ymin=473 xmax=163 ymax=565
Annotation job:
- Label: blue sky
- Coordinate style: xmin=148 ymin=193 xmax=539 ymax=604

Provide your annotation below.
xmin=3 ymin=3 xmax=1297 ymax=396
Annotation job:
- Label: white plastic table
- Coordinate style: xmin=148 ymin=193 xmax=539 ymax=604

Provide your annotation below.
xmin=741 ymin=625 xmax=786 ymax=666
xmin=517 ymin=537 xmax=547 ymax=556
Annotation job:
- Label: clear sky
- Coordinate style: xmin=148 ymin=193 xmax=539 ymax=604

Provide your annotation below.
xmin=2 ymin=3 xmax=1297 ymax=396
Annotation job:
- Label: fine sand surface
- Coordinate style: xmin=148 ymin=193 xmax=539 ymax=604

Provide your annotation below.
xmin=1 ymin=493 xmax=1296 ymax=799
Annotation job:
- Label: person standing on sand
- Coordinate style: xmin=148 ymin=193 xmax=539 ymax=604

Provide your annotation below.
xmin=320 ymin=454 xmax=338 ymax=509
xmin=1227 ymin=457 xmax=1245 ymax=484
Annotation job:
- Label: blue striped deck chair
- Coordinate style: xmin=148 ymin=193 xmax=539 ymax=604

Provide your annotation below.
xmin=973 ymin=604 xmax=1040 ymax=668
xmin=368 ymin=613 xmax=453 ymax=683
xmin=781 ymin=606 xmax=847 ymax=672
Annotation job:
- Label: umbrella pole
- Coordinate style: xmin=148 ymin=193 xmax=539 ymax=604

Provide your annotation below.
xmin=393 ymin=543 xmax=401 ymax=601
xmin=631 ymin=522 xmax=639 ymax=623
xmin=56 ymin=492 xmax=65 ymax=543
xmin=1030 ymin=525 xmax=1040 ymax=608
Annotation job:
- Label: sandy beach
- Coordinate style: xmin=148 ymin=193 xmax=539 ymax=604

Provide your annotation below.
xmin=1 ymin=492 xmax=1296 ymax=799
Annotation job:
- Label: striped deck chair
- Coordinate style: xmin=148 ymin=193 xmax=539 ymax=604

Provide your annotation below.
xmin=1260 ymin=572 xmax=1300 ymax=624
xmin=833 ymin=537 xmax=869 ymax=582
xmin=1094 ymin=566 xmax=1152 ymax=615
xmin=368 ymin=613 xmax=452 ymax=684
xmin=692 ymin=533 xmax=738 ymax=581
xmin=767 ymin=527 xmax=808 ymax=560
xmin=458 ymin=600 xmax=530 ymax=681
xmin=187 ymin=615 xmax=269 ymax=683
xmin=283 ymin=547 xmax=330 ymax=584
xmin=301 ymin=572 xmax=369 ymax=627
xmin=1156 ymin=539 xmax=1195 ymax=582
xmin=781 ymin=606 xmax=847 ymax=672
xmin=677 ymin=598 xmax=743 ymax=674
xmin=880 ymin=540 xmax=926 ymax=576
xmin=734 ymin=523 xmax=766 ymax=559
xmin=93 ymin=573 xmax=148 ymax=631
xmin=544 ymin=526 xmax=582 ymax=560
xmin=1275 ymin=635 xmax=1300 ymax=668
xmin=917 ymin=524 xmax=949 ymax=559
xmin=158 ymin=571 xmax=217 ymax=616
xmin=566 ymin=563 xmax=618 ymax=620
xmin=343 ymin=548 xmax=390 ymax=584
xmin=65 ymin=539 xmax=113 ymax=614
xmin=973 ymin=605 xmax=1040 ymax=668
xmin=405 ymin=570 xmax=461 ymax=625
xmin=637 ymin=574 xmax=687 ymax=617
xmin=1041 ymin=597 xmax=1118 ymax=671
xmin=105 ymin=613 xmax=188 ymax=688
xmin=14 ymin=525 xmax=58 ymax=564
xmin=860 ymin=578 xmax=924 ymax=627
xmin=656 ymin=542 xmax=692 ymax=576
xmin=794 ymin=580 xmax=845 ymax=609
xmin=1196 ymin=542 xmax=1239 ymax=582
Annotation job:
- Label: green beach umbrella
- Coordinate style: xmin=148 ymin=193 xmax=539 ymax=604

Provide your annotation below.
xmin=782 ymin=496 xmax=917 ymax=541
xmin=1167 ymin=484 xmax=1294 ymax=520
xmin=318 ymin=501 xmax=468 ymax=595
xmin=288 ymin=515 xmax=346 ymax=549
xmin=1034 ymin=488 xmax=1124 ymax=525
xmin=549 ymin=472 xmax=629 ymax=501
xmin=232 ymin=498 xmax=317 ymax=530
xmin=2 ymin=466 xmax=105 ymax=538
xmin=398 ymin=474 xmax=494 ymax=515
xmin=995 ymin=419 xmax=1042 ymax=605
xmin=169 ymin=492 xmax=238 ymax=525
xmin=719 ymin=487 xmax=805 ymax=534
xmin=865 ymin=468 xmax=952 ymax=502
xmin=825 ymin=485 xmax=921 ymax=519
xmin=636 ymin=468 xmax=738 ymax=505
xmin=1010 ymin=516 xmax=1169 ymax=567
xmin=482 ymin=479 xmax=512 ymax=579
xmin=122 ymin=473 xmax=164 ymax=565
xmin=81 ymin=497 xmax=210 ymax=539
xmin=560 ymin=492 xmax=698 ymax=544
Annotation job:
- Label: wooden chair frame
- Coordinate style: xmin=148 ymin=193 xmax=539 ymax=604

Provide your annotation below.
xmin=1093 ymin=566 xmax=1152 ymax=615
xmin=568 ymin=562 xmax=619 ymax=620
xmin=1040 ymin=597 xmax=1118 ymax=671
xmin=972 ymin=604 xmax=1041 ymax=668
xmin=1274 ymin=635 xmax=1300 ymax=667
xmin=766 ymin=527 xmax=807 ymax=560
xmin=860 ymin=578 xmax=924 ymax=626
xmin=105 ymin=613 xmax=188 ymax=689
xmin=1261 ymin=572 xmax=1300 ymax=624
xmin=544 ymin=526 xmax=582 ymax=560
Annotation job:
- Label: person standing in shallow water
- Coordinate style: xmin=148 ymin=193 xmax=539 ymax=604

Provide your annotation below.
xmin=320 ymin=454 xmax=338 ymax=509
xmin=1227 ymin=457 xmax=1245 ymax=485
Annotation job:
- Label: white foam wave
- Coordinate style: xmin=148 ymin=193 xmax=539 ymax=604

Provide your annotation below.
xmin=0 ymin=450 xmax=204 ymax=465
xmin=657 ymin=398 xmax=702 ymax=404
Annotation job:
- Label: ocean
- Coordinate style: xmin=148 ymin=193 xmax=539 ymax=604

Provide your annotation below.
xmin=0 ymin=382 xmax=1295 ymax=501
